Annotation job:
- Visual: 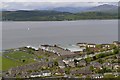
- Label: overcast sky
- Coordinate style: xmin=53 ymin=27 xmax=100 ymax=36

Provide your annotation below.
xmin=1 ymin=0 xmax=119 ymax=10
xmin=1 ymin=0 xmax=120 ymax=2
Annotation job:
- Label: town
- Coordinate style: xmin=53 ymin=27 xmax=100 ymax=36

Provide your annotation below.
xmin=2 ymin=41 xmax=120 ymax=79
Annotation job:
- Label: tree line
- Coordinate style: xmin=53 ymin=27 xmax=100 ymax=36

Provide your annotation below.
xmin=2 ymin=10 xmax=119 ymax=21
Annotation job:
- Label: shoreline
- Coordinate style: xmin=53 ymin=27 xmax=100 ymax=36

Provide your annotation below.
xmin=1 ymin=19 xmax=119 ymax=22
xmin=2 ymin=41 xmax=119 ymax=51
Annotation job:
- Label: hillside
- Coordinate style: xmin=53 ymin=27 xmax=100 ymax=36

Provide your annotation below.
xmin=52 ymin=4 xmax=118 ymax=13
xmin=87 ymin=4 xmax=118 ymax=13
xmin=2 ymin=10 xmax=118 ymax=21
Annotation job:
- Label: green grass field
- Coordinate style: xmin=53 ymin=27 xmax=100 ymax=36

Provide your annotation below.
xmin=2 ymin=56 xmax=23 ymax=71
xmin=3 ymin=51 xmax=35 ymax=63
xmin=2 ymin=51 xmax=36 ymax=71
xmin=4 ymin=51 xmax=34 ymax=59
xmin=0 ymin=56 xmax=2 ymax=71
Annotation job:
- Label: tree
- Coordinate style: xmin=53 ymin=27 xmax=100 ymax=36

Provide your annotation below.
xmin=98 ymin=59 xmax=103 ymax=64
xmin=22 ymin=59 xmax=25 ymax=63
xmin=96 ymin=44 xmax=102 ymax=49
xmin=113 ymin=48 xmax=119 ymax=54
xmin=90 ymin=66 xmax=94 ymax=72
xmin=54 ymin=61 xmax=58 ymax=66
xmin=85 ymin=56 xmax=91 ymax=63
xmin=65 ymin=68 xmax=70 ymax=74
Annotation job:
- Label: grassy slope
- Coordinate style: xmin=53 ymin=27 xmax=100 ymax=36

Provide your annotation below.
xmin=2 ymin=56 xmax=22 ymax=71
xmin=0 ymin=56 xmax=2 ymax=71
xmin=4 ymin=51 xmax=34 ymax=61
xmin=2 ymin=51 xmax=36 ymax=71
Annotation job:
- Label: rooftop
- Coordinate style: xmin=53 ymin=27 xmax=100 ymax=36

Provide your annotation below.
xmin=57 ymin=44 xmax=85 ymax=52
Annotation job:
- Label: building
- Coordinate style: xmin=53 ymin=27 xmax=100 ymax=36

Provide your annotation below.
xmin=76 ymin=43 xmax=87 ymax=47
xmin=70 ymin=69 xmax=92 ymax=75
xmin=90 ymin=62 xmax=102 ymax=69
xmin=113 ymin=41 xmax=120 ymax=47
xmin=68 ymin=61 xmax=75 ymax=67
xmin=116 ymin=54 xmax=120 ymax=59
xmin=92 ymin=74 xmax=103 ymax=79
xmin=77 ymin=60 xmax=87 ymax=67
xmin=103 ymin=62 xmax=112 ymax=70
xmin=30 ymin=70 xmax=51 ymax=77
xmin=58 ymin=44 xmax=86 ymax=53
xmin=102 ymin=44 xmax=110 ymax=49
xmin=40 ymin=45 xmax=76 ymax=56
xmin=48 ymin=62 xmax=54 ymax=68
xmin=42 ymin=70 xmax=51 ymax=77
xmin=26 ymin=46 xmax=39 ymax=51
xmin=30 ymin=72 xmax=42 ymax=78
xmin=113 ymin=63 xmax=120 ymax=70
xmin=87 ymin=44 xmax=96 ymax=48
xmin=58 ymin=61 xmax=65 ymax=69
xmin=54 ymin=69 xmax=65 ymax=76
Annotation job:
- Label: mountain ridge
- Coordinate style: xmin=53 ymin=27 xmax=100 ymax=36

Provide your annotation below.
xmin=52 ymin=4 xmax=118 ymax=13
xmin=2 ymin=10 xmax=118 ymax=21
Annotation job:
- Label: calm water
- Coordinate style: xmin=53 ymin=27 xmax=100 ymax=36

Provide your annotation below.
xmin=2 ymin=20 xmax=118 ymax=50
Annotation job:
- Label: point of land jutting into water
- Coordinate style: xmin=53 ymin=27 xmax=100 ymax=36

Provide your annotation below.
xmin=2 ymin=41 xmax=120 ymax=79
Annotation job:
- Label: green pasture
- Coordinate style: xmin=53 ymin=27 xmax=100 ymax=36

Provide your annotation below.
xmin=2 ymin=51 xmax=36 ymax=71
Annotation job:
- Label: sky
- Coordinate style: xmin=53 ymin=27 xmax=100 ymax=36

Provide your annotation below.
xmin=0 ymin=0 xmax=119 ymax=10
xmin=1 ymin=0 xmax=120 ymax=2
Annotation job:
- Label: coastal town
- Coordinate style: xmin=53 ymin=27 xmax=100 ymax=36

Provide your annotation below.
xmin=2 ymin=41 xmax=120 ymax=79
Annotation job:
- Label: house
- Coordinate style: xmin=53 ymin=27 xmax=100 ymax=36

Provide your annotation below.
xmin=70 ymin=69 xmax=92 ymax=75
xmin=40 ymin=45 xmax=52 ymax=51
xmin=48 ymin=62 xmax=54 ymax=68
xmin=58 ymin=61 xmax=65 ymax=68
xmin=116 ymin=54 xmax=120 ymax=59
xmin=113 ymin=41 xmax=120 ymax=47
xmin=76 ymin=43 xmax=87 ymax=47
xmin=41 ymin=44 xmax=51 ymax=47
xmin=63 ymin=59 xmax=70 ymax=66
xmin=89 ymin=47 xmax=100 ymax=52
xmin=102 ymin=44 xmax=110 ymax=49
xmin=30 ymin=72 xmax=42 ymax=77
xmin=14 ymin=48 xmax=19 ymax=51
xmin=26 ymin=46 xmax=39 ymax=51
xmin=30 ymin=70 xmax=51 ymax=77
xmin=54 ymin=69 xmax=65 ymax=76
xmin=113 ymin=72 xmax=120 ymax=77
xmin=77 ymin=60 xmax=86 ymax=67
xmin=90 ymin=62 xmax=102 ymax=69
xmin=68 ymin=61 xmax=75 ymax=67
xmin=103 ymin=62 xmax=112 ymax=70
xmin=41 ymin=62 xmax=49 ymax=69
xmin=92 ymin=74 xmax=103 ymax=79
xmin=113 ymin=63 xmax=120 ymax=70
xmin=42 ymin=70 xmax=51 ymax=77
xmin=87 ymin=44 xmax=96 ymax=48
xmin=80 ymin=54 xmax=86 ymax=59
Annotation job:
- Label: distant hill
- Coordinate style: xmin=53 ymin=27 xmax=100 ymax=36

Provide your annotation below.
xmin=52 ymin=7 xmax=88 ymax=13
xmin=86 ymin=4 xmax=118 ymax=13
xmin=2 ymin=10 xmax=118 ymax=21
xmin=52 ymin=4 xmax=118 ymax=13
xmin=2 ymin=10 xmax=72 ymax=21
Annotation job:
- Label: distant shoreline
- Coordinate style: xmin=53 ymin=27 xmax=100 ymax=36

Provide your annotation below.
xmin=1 ymin=19 xmax=119 ymax=22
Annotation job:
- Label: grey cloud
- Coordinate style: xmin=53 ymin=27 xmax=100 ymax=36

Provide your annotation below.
xmin=2 ymin=2 xmax=118 ymax=10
